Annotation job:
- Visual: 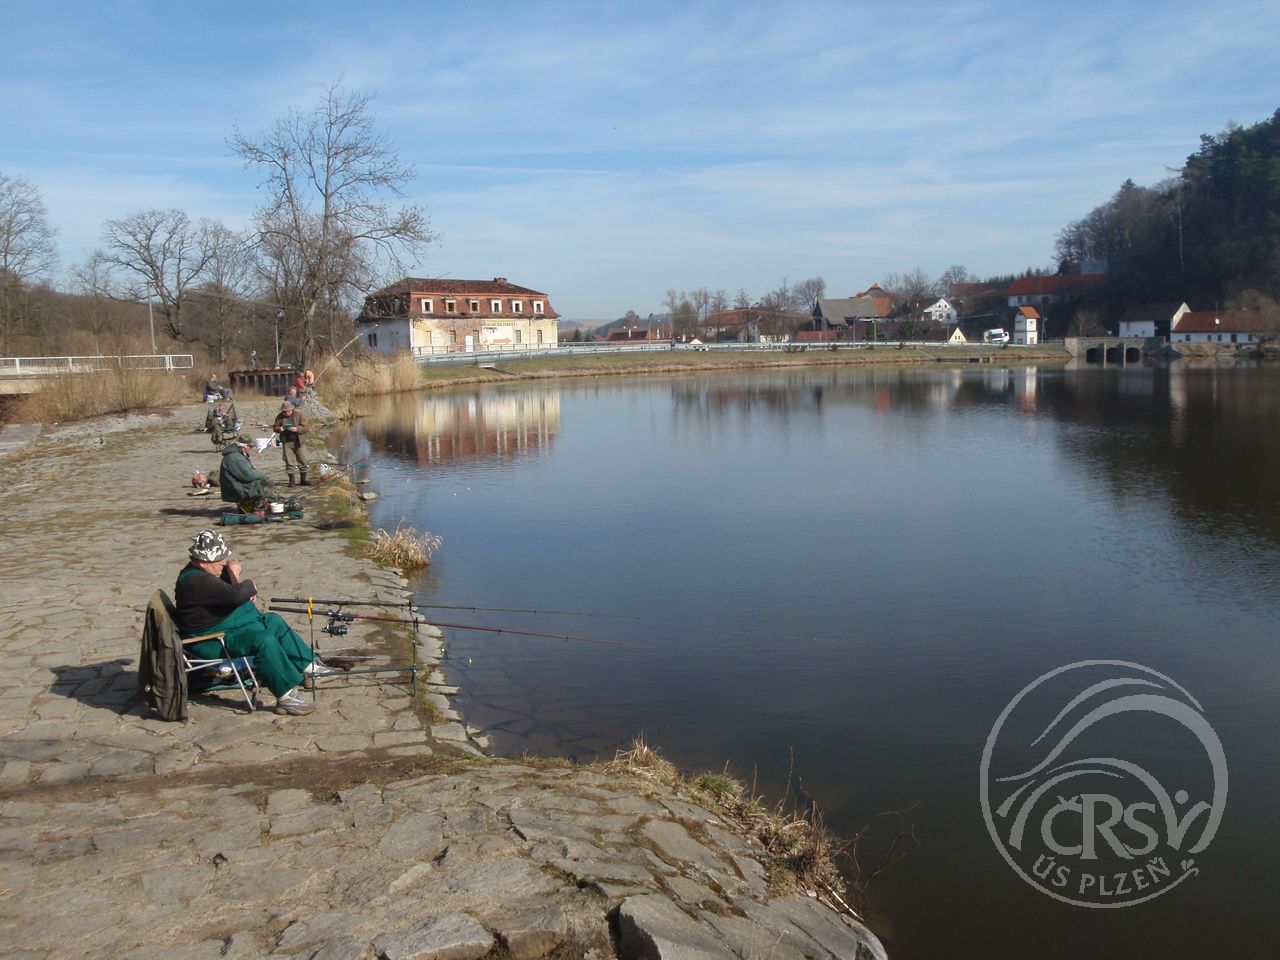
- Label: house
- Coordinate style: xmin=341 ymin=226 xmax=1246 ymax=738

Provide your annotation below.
xmin=1012 ymin=306 xmax=1040 ymax=345
xmin=705 ymin=308 xmax=803 ymax=343
xmin=924 ymin=298 xmax=957 ymax=324
xmin=855 ymin=284 xmax=895 ymax=317
xmin=1117 ymin=302 xmax=1189 ymax=339
xmin=1170 ymin=311 xmax=1270 ymax=345
xmin=947 ymin=327 xmax=968 ymax=344
xmin=813 ymin=296 xmax=884 ymax=340
xmin=357 ymin=277 xmax=560 ymax=355
xmin=606 ymin=327 xmax=666 ymax=342
xmin=1006 ymin=273 xmax=1105 ymax=308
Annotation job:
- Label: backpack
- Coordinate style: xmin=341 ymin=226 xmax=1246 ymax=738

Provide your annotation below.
xmin=137 ymin=591 xmax=189 ymax=722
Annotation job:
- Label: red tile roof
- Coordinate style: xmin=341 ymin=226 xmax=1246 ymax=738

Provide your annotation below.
xmin=1015 ymin=306 xmax=1042 ymax=319
xmin=1173 ymin=311 xmax=1270 ymax=334
xmin=1007 ymin=274 xmax=1105 ymax=297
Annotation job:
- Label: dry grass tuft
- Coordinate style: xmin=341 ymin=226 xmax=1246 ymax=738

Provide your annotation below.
xmin=600 ymin=736 xmax=865 ymax=917
xmin=19 ymin=368 xmax=188 ymax=422
xmin=365 ymin=521 xmax=442 ymax=573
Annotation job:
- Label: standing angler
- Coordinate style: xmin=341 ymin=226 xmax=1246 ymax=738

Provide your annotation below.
xmin=273 ymin=399 xmax=310 ymax=486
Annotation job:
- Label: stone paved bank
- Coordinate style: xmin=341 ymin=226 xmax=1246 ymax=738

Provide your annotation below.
xmin=0 ymin=401 xmax=886 ymax=960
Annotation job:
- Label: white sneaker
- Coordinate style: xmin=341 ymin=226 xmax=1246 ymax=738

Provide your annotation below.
xmin=303 ymin=660 xmax=337 ymax=677
xmin=274 ymin=689 xmax=315 ymax=716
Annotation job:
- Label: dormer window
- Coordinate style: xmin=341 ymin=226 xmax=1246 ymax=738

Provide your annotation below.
xmin=469 ymin=299 xmax=479 ymax=312
xmin=445 ymin=299 xmax=456 ymax=313
xmin=491 ymin=299 xmax=502 ymax=313
xmin=512 ymin=300 xmax=523 ymax=314
xmin=420 ymin=298 xmax=433 ymax=313
xmin=533 ymin=301 xmax=544 ymax=314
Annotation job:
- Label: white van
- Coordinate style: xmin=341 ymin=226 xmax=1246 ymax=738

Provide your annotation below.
xmin=984 ymin=328 xmax=1010 ymax=344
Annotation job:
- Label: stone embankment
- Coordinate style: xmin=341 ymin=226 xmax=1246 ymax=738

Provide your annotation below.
xmin=0 ymin=399 xmax=886 ymax=960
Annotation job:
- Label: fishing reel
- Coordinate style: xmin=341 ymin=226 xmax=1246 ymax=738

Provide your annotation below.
xmin=321 ymin=622 xmax=349 ymax=636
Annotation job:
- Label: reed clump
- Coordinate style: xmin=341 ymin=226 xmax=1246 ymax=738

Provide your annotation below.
xmin=365 ymin=521 xmax=441 ymax=573
xmin=600 ymin=736 xmax=860 ymax=915
xmin=20 ymin=367 xmax=188 ymax=422
xmin=325 ymin=354 xmax=424 ymax=411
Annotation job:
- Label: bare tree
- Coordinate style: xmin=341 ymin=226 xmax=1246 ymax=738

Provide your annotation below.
xmin=231 ymin=84 xmax=437 ymax=365
xmin=0 ymin=173 xmax=59 ymax=346
xmin=733 ymin=288 xmax=751 ymax=309
xmin=94 ymin=208 xmax=218 ymax=340
xmin=1067 ymin=308 xmax=1105 ymax=337
xmin=883 ymin=267 xmax=933 ymax=316
xmin=935 ymin=264 xmax=971 ymax=296
xmin=186 ymin=224 xmax=259 ymax=362
xmin=792 ymin=276 xmax=826 ymax=312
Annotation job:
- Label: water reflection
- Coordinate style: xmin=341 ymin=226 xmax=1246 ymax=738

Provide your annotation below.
xmin=355 ymin=389 xmax=560 ymax=467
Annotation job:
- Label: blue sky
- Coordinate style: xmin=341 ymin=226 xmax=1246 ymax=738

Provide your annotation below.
xmin=2 ymin=0 xmax=1277 ymax=321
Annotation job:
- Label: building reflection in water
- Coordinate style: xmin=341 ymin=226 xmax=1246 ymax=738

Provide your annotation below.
xmin=356 ymin=389 xmax=560 ymax=467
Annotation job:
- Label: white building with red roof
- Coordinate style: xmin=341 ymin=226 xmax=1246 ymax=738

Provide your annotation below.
xmin=1012 ymin=305 xmax=1041 ymax=345
xmin=1171 ymin=310 xmax=1269 ymax=345
xmin=357 ymin=277 xmax=560 ymax=355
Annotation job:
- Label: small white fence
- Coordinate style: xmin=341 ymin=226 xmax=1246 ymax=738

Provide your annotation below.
xmin=0 ymin=354 xmax=195 ymax=377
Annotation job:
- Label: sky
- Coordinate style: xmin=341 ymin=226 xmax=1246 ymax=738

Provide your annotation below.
xmin=2 ymin=0 xmax=1277 ymax=322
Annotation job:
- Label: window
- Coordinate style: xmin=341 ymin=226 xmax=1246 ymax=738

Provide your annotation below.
xmin=469 ymin=299 xmax=479 ymax=312
xmin=513 ymin=300 xmax=523 ymax=314
xmin=368 ymin=332 xmax=378 ymax=348
xmin=533 ymin=301 xmax=544 ymax=314
xmin=491 ymin=299 xmax=502 ymax=312
xmin=445 ymin=299 xmax=456 ymax=313
xmin=536 ymin=329 xmax=543 ymax=344
xmin=420 ymin=298 xmax=432 ymax=313
xmin=515 ymin=328 xmax=523 ymax=344
xmin=450 ymin=330 xmax=457 ymax=344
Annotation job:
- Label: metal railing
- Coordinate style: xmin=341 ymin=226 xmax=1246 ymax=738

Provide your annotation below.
xmin=0 ymin=354 xmax=194 ymax=377
xmin=414 ymin=340 xmax=1060 ymax=365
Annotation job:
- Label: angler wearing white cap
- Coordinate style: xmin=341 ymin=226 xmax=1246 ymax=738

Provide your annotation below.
xmin=174 ymin=530 xmax=335 ymax=716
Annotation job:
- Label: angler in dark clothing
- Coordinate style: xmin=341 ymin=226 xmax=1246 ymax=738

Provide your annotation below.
xmin=219 ymin=437 xmax=269 ymax=511
xmin=175 ymin=530 xmax=333 ymax=715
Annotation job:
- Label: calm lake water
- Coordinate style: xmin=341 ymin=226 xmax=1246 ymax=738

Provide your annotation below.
xmin=342 ymin=362 xmax=1279 ymax=959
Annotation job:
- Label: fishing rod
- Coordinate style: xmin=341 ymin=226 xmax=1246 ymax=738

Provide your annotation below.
xmin=267 ymin=605 xmax=633 ymax=647
xmin=269 ymin=595 xmax=638 ymax=620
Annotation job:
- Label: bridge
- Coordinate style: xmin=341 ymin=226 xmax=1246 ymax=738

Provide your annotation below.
xmin=0 ymin=354 xmax=194 ymax=395
xmin=1064 ymin=337 xmax=1164 ymax=365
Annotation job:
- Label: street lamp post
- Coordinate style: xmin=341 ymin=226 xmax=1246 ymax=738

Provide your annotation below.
xmin=274 ymin=308 xmax=284 ymax=368
xmin=146 ymin=284 xmax=157 ymax=354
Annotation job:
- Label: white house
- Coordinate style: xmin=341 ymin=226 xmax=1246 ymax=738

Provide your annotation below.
xmin=1171 ymin=310 xmax=1268 ymax=345
xmin=357 ymin=277 xmax=560 ymax=356
xmin=1118 ymin=302 xmax=1189 ymax=339
xmin=1013 ymin=306 xmax=1040 ymax=345
xmin=924 ymin=298 xmax=957 ymax=324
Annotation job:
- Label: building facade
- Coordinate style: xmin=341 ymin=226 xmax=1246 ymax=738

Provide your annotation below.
xmin=357 ymin=277 xmax=560 ymax=355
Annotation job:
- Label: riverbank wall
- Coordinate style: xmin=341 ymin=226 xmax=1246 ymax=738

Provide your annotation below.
xmin=0 ymin=397 xmax=886 ymax=959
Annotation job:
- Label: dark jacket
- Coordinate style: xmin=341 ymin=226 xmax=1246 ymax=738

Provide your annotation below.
xmin=174 ymin=564 xmax=258 ymax=635
xmin=273 ymin=408 xmax=308 ymax=445
xmin=219 ymin=443 xmax=268 ymax=503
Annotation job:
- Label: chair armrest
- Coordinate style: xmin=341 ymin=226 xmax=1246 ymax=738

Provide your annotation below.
xmin=181 ymin=632 xmax=228 ymax=646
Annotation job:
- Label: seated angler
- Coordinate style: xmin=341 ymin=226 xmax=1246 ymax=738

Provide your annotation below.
xmin=174 ymin=530 xmax=335 ymax=715
xmin=219 ymin=435 xmax=269 ymax=512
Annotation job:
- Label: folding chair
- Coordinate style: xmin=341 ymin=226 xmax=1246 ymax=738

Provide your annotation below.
xmin=157 ymin=591 xmax=259 ymax=712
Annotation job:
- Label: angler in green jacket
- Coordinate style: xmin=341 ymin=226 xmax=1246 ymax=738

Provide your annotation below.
xmin=219 ymin=436 xmax=269 ymax=511
xmin=174 ymin=530 xmax=335 ymax=715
